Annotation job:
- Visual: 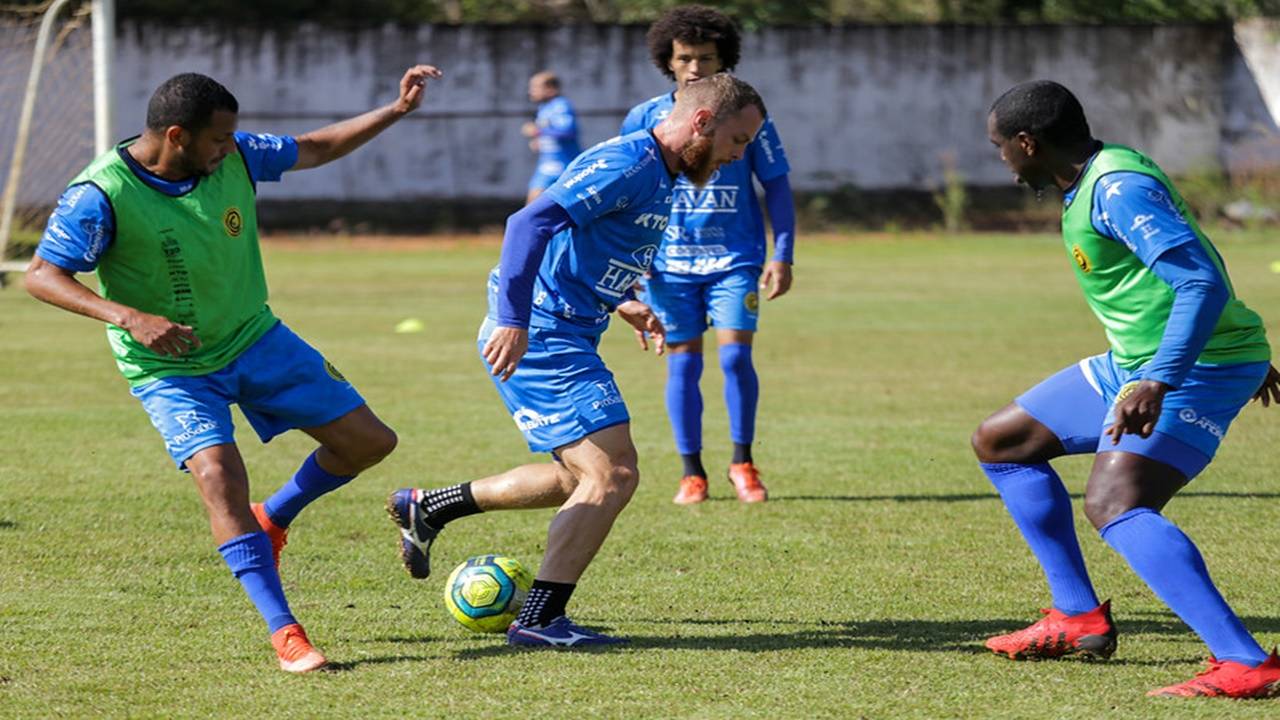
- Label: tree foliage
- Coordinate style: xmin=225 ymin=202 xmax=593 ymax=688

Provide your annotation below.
xmin=117 ymin=0 xmax=1280 ymax=27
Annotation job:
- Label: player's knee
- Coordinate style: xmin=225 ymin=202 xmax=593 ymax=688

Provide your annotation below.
xmin=970 ymin=419 xmax=1006 ymax=463
xmin=577 ymin=463 xmax=639 ymax=506
xmin=364 ymin=425 xmax=399 ymax=465
xmin=1083 ymin=490 xmax=1129 ymax=531
xmin=336 ymin=425 xmax=398 ymax=471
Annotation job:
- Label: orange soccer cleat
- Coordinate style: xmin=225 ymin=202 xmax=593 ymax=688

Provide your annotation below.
xmin=986 ymin=600 xmax=1117 ymax=661
xmin=673 ymin=475 xmax=709 ymax=505
xmin=1147 ymin=651 xmax=1280 ymax=698
xmin=728 ymin=462 xmax=767 ymax=503
xmin=271 ymin=623 xmax=328 ymax=673
xmin=250 ymin=503 xmax=289 ymax=569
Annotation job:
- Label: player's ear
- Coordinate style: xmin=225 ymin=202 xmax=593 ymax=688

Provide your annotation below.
xmin=1016 ymin=131 xmax=1037 ymax=158
xmin=164 ymin=124 xmax=190 ymax=149
xmin=692 ymin=108 xmax=715 ymax=135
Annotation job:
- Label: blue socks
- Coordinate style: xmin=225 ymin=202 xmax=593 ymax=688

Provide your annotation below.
xmin=1101 ymin=508 xmax=1267 ymax=666
xmin=982 ymin=462 xmax=1100 ymax=615
xmin=666 ymin=353 xmax=703 ymax=456
xmin=719 ymin=344 xmax=758 ymax=446
xmin=219 ymin=532 xmax=296 ymax=633
xmin=263 ymin=451 xmax=354 ymax=528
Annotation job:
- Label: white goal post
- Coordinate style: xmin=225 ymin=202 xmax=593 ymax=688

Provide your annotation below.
xmin=0 ymin=0 xmax=113 ymax=280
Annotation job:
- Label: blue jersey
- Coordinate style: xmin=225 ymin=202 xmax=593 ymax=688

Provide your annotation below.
xmin=620 ymin=92 xmax=790 ymax=279
xmin=535 ymin=96 xmax=581 ymax=166
xmin=521 ymin=131 xmax=674 ymax=336
xmin=36 ymin=132 xmax=298 ymax=273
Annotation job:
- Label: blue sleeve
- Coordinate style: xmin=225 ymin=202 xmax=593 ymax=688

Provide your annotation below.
xmin=748 ymin=117 xmax=790 ymax=183
xmin=761 ymin=174 xmax=795 ymax=264
xmin=33 ymin=183 xmax=114 ymax=273
xmin=542 ymin=149 xmax=637 ymax=228
xmin=1091 ymin=171 xmax=1199 ymax=264
xmin=1141 ymin=243 xmax=1230 ymax=388
xmin=496 ymin=194 xmax=576 ymax=328
xmin=234 ymin=132 xmax=298 ymax=183
xmin=619 ymin=105 xmax=645 ymax=135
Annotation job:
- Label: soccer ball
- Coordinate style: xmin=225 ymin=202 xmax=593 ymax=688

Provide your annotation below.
xmin=443 ymin=554 xmax=533 ymax=633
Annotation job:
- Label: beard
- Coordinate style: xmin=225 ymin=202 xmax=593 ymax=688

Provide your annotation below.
xmin=678 ymin=133 xmax=717 ymax=187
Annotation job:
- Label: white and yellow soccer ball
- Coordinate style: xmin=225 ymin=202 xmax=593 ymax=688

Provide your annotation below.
xmin=443 ymin=554 xmax=533 ymax=633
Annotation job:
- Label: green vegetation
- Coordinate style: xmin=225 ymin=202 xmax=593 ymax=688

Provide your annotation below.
xmin=118 ymin=0 xmax=1280 ymax=28
xmin=2 ymin=233 xmax=1279 ymax=717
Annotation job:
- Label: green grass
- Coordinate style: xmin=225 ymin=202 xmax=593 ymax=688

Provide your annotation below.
xmin=2 ymin=231 xmax=1280 ymax=718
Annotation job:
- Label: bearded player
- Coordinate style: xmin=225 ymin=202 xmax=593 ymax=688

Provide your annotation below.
xmin=388 ymin=74 xmax=767 ymax=647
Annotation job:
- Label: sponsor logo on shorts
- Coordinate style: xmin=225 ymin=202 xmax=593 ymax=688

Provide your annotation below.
xmin=591 ymin=381 xmax=624 ymax=411
xmin=325 ymin=360 xmax=347 ymax=383
xmin=744 ymin=291 xmax=760 ymax=313
xmin=223 ymin=207 xmax=243 ymax=237
xmin=513 ymin=408 xmax=562 ymax=431
xmin=171 ymin=410 xmax=218 ymax=445
xmin=1072 ymin=244 xmax=1091 ymax=274
xmin=1178 ymin=407 xmax=1224 ymax=439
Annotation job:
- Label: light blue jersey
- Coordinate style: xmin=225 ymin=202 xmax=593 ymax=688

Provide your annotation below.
xmin=515 ymin=131 xmax=675 ymax=336
xmin=621 ymin=92 xmax=790 ymax=279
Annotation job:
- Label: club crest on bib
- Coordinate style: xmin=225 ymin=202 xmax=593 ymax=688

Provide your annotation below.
xmin=223 ymin=207 xmax=243 ymax=237
xmin=1071 ymin=244 xmax=1091 ymax=274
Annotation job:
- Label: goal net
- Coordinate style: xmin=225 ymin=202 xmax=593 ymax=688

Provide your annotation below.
xmin=0 ymin=0 xmax=103 ymax=277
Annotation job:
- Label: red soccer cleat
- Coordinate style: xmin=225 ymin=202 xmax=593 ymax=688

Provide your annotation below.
xmin=271 ymin=623 xmax=327 ymax=673
xmin=728 ymin=463 xmax=767 ymax=503
xmin=1147 ymin=651 xmax=1280 ymax=698
xmin=673 ymin=475 xmax=709 ymax=505
xmin=986 ymin=600 xmax=1117 ymax=661
xmin=251 ymin=503 xmax=289 ymax=569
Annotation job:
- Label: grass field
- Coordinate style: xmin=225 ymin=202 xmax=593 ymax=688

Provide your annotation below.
xmin=2 ymin=231 xmax=1279 ymax=719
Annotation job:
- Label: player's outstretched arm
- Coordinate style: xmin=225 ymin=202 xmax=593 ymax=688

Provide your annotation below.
xmin=292 ymin=64 xmax=443 ymax=171
xmin=24 ymin=257 xmax=200 ymax=357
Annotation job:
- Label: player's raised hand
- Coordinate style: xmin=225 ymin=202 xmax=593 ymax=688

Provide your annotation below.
xmin=617 ymin=300 xmax=666 ymax=356
xmin=123 ymin=310 xmax=201 ymax=358
xmin=396 ymin=65 xmax=444 ymax=114
xmin=1105 ymin=380 xmax=1169 ymax=444
xmin=483 ymin=325 xmax=529 ymax=382
xmin=1252 ymin=364 xmax=1280 ymax=407
xmin=760 ymin=260 xmax=793 ymax=301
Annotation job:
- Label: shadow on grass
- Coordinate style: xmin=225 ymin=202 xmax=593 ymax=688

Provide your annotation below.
xmin=444 ymin=613 xmax=1280 ymax=663
xmin=0 ymin=520 xmax=16 ymax=529
xmin=323 ymin=654 xmax=438 ymax=672
xmin=769 ymin=491 xmax=1280 ymax=503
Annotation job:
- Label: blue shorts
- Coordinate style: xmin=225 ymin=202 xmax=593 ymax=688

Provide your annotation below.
xmin=478 ymin=317 xmax=630 ymax=453
xmin=1016 ymin=352 xmax=1268 ymax=479
xmin=644 ymin=267 xmax=761 ymax=344
xmin=528 ymin=159 xmax=567 ymax=192
xmin=131 ymin=322 xmax=366 ymax=469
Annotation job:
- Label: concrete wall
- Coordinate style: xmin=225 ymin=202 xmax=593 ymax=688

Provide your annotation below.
xmin=5 ymin=20 xmax=1280 ymax=212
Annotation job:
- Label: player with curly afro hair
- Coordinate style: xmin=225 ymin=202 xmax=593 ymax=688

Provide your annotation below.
xmin=645 ymin=4 xmax=741 ymax=84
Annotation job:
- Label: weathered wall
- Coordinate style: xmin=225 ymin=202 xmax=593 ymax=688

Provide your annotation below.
xmin=5 ymin=20 xmax=1280 ymax=213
